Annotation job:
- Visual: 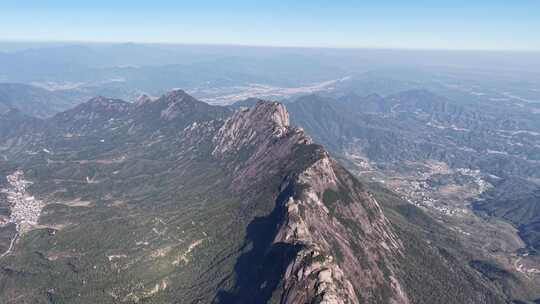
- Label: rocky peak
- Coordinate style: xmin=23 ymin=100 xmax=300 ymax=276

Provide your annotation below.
xmin=127 ymin=90 xmax=231 ymax=135
xmin=212 ymin=101 xmax=302 ymax=160
xmin=275 ymin=155 xmax=409 ymax=304
xmin=270 ymin=101 xmax=290 ymax=128
xmin=212 ymin=100 xmax=410 ymax=303
xmin=145 ymin=89 xmax=207 ymax=121
xmin=161 ymin=89 xmax=192 ymax=105
xmin=245 ymin=100 xmax=290 ymax=130
xmin=134 ymin=94 xmax=156 ymax=106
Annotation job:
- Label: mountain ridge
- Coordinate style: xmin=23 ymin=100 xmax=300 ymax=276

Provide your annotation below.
xmin=0 ymin=90 xmax=418 ymax=303
xmin=255 ymin=90 xmax=540 ymax=302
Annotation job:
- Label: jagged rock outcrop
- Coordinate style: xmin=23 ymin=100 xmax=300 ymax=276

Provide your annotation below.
xmin=212 ymin=102 xmax=311 ymax=191
xmin=214 ymin=101 xmax=409 ymax=303
xmin=134 ymin=94 xmax=155 ymax=106
xmin=213 ymin=101 xmax=293 ymax=157
xmin=275 ymin=155 xmax=408 ymax=304
xmin=128 ymin=89 xmax=231 ymax=134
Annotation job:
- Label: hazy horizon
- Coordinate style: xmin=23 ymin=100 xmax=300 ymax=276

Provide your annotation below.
xmin=1 ymin=40 xmax=540 ymax=54
xmin=2 ymin=1 xmax=539 ymax=51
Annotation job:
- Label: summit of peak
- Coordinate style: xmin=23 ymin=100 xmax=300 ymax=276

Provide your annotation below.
xmin=212 ymin=100 xmax=309 ymax=161
xmin=134 ymin=94 xmax=156 ymax=106
xmin=250 ymin=100 xmax=290 ymax=129
xmin=70 ymin=96 xmax=130 ymax=114
xmin=163 ymin=89 xmax=192 ymax=101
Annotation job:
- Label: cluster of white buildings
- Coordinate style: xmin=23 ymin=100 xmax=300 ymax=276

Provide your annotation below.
xmin=1 ymin=170 xmax=44 ymax=233
xmin=391 ymin=167 xmax=487 ymax=216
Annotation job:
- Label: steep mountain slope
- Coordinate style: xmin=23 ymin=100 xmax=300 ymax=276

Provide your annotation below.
xmin=369 ymin=182 xmax=515 ymax=304
xmin=0 ymin=91 xmax=424 ymax=303
xmin=212 ymin=103 xmax=408 ymax=303
xmin=262 ymin=90 xmax=540 ymax=302
xmin=474 ymin=178 xmax=540 ymax=253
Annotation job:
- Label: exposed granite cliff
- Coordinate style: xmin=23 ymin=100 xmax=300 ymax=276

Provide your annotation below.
xmin=214 ymin=101 xmax=409 ymax=304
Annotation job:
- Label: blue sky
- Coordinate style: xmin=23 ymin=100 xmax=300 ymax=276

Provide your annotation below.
xmin=1 ymin=1 xmax=539 ymax=50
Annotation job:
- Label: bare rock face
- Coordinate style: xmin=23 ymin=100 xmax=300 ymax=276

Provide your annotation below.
xmin=214 ymin=101 xmax=410 ymax=303
xmin=276 ymin=155 xmax=409 ymax=304
xmin=134 ymin=94 xmax=155 ymax=106
xmin=212 ymin=101 xmax=312 ymax=191
xmin=212 ymin=101 xmax=295 ymax=156
xmin=159 ymin=89 xmax=192 ymax=121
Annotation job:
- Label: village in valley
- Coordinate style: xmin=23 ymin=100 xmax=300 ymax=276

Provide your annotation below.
xmin=0 ymin=170 xmax=44 ymax=257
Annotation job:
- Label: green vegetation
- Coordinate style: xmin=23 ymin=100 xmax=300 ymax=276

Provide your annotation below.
xmin=368 ymin=181 xmax=509 ymax=304
xmin=322 ymin=188 xmax=339 ymax=207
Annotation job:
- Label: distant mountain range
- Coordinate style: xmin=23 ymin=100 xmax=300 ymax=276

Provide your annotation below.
xmin=0 ymin=83 xmax=77 ymax=118
xmin=2 ymin=43 xmax=540 ymax=107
